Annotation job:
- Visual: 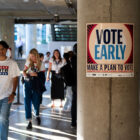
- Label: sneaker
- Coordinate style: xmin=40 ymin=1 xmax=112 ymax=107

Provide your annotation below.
xmin=71 ymin=124 xmax=77 ymax=129
xmin=71 ymin=123 xmax=77 ymax=129
xmin=26 ymin=122 xmax=32 ymax=130
xmin=36 ymin=117 xmax=41 ymax=125
xmin=63 ymin=109 xmax=71 ymax=112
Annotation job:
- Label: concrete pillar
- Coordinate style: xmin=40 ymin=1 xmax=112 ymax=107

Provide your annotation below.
xmin=0 ymin=17 xmax=15 ymax=58
xmin=25 ymin=24 xmax=37 ymax=56
xmin=78 ymin=0 xmax=140 ymax=140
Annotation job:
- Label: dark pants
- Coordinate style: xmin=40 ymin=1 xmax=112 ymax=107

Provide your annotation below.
xmin=24 ymin=81 xmax=41 ymax=120
xmin=39 ymin=93 xmax=43 ymax=104
xmin=0 ymin=97 xmax=11 ymax=140
xmin=18 ymin=46 xmax=23 ymax=57
xmin=71 ymin=85 xmax=77 ymax=126
xmin=51 ymin=72 xmax=64 ymax=100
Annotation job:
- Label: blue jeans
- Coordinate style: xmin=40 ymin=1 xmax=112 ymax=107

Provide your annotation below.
xmin=0 ymin=97 xmax=11 ymax=140
xmin=24 ymin=81 xmax=41 ymax=120
xmin=63 ymin=86 xmax=72 ymax=111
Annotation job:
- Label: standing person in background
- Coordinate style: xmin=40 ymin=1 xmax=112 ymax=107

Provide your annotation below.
xmin=47 ymin=49 xmax=65 ymax=108
xmin=0 ymin=41 xmax=20 ymax=140
xmin=71 ymin=43 xmax=77 ymax=128
xmin=39 ymin=53 xmax=46 ymax=108
xmin=39 ymin=53 xmax=44 ymax=62
xmin=44 ymin=52 xmax=51 ymax=74
xmin=16 ymin=37 xmax=23 ymax=58
xmin=23 ymin=49 xmax=46 ymax=129
xmin=68 ymin=51 xmax=74 ymax=61
xmin=61 ymin=53 xmax=73 ymax=112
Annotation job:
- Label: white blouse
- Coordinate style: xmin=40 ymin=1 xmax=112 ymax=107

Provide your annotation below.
xmin=25 ymin=60 xmax=45 ymax=73
xmin=49 ymin=58 xmax=65 ymax=73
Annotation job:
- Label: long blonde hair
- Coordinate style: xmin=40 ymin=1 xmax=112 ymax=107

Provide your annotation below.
xmin=26 ymin=48 xmax=41 ymax=71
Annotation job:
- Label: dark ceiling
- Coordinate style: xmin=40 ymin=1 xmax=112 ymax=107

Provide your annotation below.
xmin=0 ymin=0 xmax=77 ymax=23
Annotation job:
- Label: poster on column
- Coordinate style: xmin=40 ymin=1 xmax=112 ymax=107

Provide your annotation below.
xmin=86 ymin=23 xmax=134 ymax=77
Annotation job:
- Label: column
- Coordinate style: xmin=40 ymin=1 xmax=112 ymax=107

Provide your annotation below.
xmin=0 ymin=17 xmax=15 ymax=58
xmin=25 ymin=24 xmax=37 ymax=57
xmin=77 ymin=0 xmax=140 ymax=140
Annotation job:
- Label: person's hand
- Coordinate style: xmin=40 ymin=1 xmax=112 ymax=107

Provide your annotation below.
xmin=8 ymin=93 xmax=15 ymax=104
xmin=23 ymin=70 xmax=27 ymax=77
xmin=46 ymin=77 xmax=50 ymax=81
xmin=30 ymin=72 xmax=37 ymax=77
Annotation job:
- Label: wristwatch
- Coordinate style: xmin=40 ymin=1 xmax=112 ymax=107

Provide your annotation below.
xmin=12 ymin=92 xmax=16 ymax=96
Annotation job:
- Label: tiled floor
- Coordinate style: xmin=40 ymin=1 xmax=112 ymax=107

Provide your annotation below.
xmin=8 ymin=81 xmax=77 ymax=140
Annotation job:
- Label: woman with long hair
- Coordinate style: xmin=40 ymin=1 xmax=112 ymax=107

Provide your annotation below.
xmin=23 ymin=48 xmax=46 ymax=129
xmin=47 ymin=49 xmax=65 ymax=108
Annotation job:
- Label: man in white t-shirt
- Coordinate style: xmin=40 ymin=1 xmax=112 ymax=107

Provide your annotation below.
xmin=0 ymin=41 xmax=20 ymax=140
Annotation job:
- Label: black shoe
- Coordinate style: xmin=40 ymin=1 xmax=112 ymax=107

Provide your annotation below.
xmin=71 ymin=122 xmax=77 ymax=128
xmin=36 ymin=117 xmax=41 ymax=125
xmin=26 ymin=122 xmax=32 ymax=129
xmin=71 ymin=124 xmax=77 ymax=129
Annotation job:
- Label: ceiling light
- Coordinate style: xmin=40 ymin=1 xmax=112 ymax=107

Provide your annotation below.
xmin=23 ymin=0 xmax=29 ymax=2
xmin=54 ymin=14 xmax=59 ymax=22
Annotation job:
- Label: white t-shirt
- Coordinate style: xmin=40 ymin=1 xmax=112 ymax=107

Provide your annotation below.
xmin=0 ymin=58 xmax=20 ymax=100
xmin=49 ymin=58 xmax=65 ymax=73
xmin=25 ymin=60 xmax=45 ymax=73
xmin=16 ymin=40 xmax=23 ymax=48
xmin=44 ymin=56 xmax=50 ymax=69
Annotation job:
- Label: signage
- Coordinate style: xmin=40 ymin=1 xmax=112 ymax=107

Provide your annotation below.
xmin=86 ymin=23 xmax=134 ymax=77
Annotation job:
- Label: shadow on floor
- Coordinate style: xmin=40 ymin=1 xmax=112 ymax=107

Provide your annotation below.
xmin=8 ymin=81 xmax=77 ymax=140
